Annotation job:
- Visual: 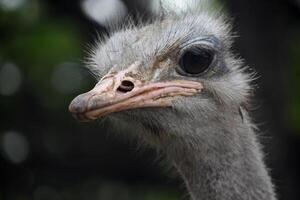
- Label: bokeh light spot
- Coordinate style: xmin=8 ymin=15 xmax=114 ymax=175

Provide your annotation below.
xmin=1 ymin=131 xmax=29 ymax=164
xmin=161 ymin=0 xmax=216 ymax=13
xmin=51 ymin=62 xmax=84 ymax=94
xmin=0 ymin=62 xmax=22 ymax=96
xmin=0 ymin=0 xmax=26 ymax=11
xmin=81 ymin=0 xmax=127 ymax=27
xmin=162 ymin=0 xmax=196 ymax=12
xmin=149 ymin=0 xmax=161 ymax=15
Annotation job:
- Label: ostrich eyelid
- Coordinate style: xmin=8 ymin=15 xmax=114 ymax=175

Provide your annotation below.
xmin=180 ymin=35 xmax=221 ymax=50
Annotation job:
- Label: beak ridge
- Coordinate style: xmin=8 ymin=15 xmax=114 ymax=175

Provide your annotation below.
xmin=69 ymin=92 xmax=95 ymax=114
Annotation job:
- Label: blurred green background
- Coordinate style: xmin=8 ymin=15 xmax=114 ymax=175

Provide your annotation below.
xmin=0 ymin=0 xmax=299 ymax=200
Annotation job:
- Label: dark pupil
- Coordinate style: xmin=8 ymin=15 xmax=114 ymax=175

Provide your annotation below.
xmin=179 ymin=49 xmax=213 ymax=74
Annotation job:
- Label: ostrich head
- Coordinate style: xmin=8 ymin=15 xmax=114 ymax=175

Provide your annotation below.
xmin=69 ymin=8 xmax=277 ymax=200
xmin=69 ymin=11 xmax=251 ymax=146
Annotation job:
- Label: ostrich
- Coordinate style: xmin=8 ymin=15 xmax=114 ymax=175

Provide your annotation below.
xmin=69 ymin=7 xmax=277 ymax=200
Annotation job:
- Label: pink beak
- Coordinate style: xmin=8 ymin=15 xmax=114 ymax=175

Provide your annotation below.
xmin=69 ymin=70 xmax=203 ymax=122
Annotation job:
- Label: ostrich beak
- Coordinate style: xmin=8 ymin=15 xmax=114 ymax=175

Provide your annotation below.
xmin=69 ymin=69 xmax=203 ymax=122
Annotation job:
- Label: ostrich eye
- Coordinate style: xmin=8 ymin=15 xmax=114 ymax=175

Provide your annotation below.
xmin=179 ymin=48 xmax=214 ymax=75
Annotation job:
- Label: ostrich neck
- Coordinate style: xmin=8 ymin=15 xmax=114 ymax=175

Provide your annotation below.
xmin=163 ymin=112 xmax=276 ymax=200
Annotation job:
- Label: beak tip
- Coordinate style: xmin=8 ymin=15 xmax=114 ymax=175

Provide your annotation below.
xmin=69 ymin=99 xmax=82 ymax=113
xmin=69 ymin=92 xmax=98 ymax=122
xmin=69 ymin=93 xmax=90 ymax=114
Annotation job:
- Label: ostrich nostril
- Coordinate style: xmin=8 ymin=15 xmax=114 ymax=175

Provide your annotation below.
xmin=117 ymin=80 xmax=135 ymax=93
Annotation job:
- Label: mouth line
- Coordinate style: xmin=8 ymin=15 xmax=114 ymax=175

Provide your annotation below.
xmin=71 ymin=81 xmax=203 ymax=122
